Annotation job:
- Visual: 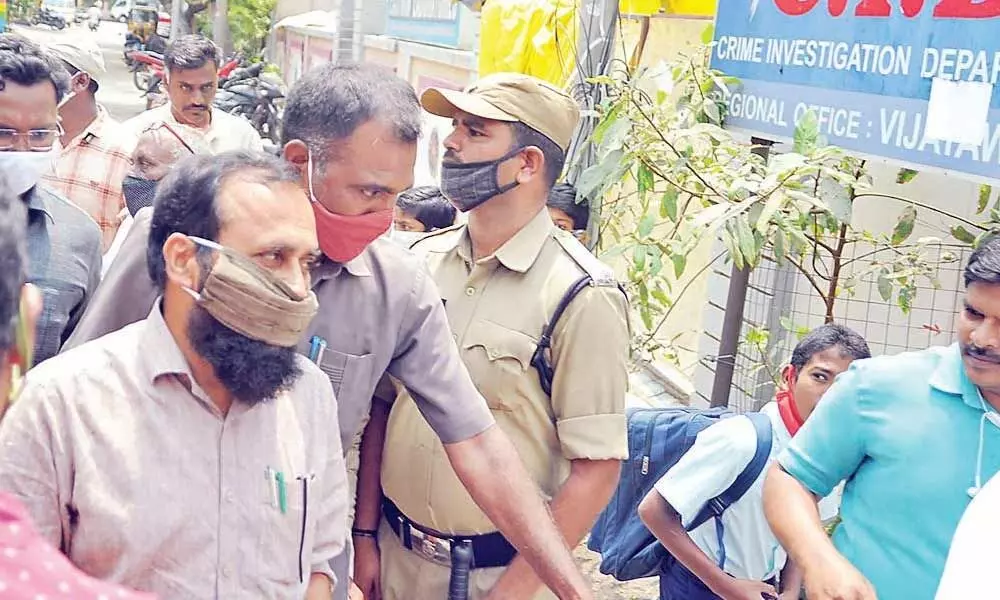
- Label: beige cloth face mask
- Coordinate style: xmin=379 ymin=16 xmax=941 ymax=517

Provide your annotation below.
xmin=182 ymin=236 xmax=319 ymax=348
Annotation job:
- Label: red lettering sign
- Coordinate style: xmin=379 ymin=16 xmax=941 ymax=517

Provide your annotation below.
xmin=773 ymin=0 xmax=999 ymax=16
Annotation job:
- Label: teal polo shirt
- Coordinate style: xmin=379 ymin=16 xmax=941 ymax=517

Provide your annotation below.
xmin=778 ymin=344 xmax=1000 ymax=600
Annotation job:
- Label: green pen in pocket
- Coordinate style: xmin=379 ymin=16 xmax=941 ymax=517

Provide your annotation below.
xmin=10 ymin=294 xmax=33 ymax=400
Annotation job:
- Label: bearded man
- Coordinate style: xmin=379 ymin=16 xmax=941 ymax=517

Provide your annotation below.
xmin=0 ymin=152 xmax=347 ymax=599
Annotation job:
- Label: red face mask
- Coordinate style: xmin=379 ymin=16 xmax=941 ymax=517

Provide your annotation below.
xmin=776 ymin=366 xmax=805 ymax=436
xmin=307 ymin=151 xmax=393 ymax=264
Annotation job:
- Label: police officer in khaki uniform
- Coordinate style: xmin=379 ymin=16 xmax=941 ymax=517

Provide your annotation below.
xmin=359 ymin=73 xmax=630 ymax=599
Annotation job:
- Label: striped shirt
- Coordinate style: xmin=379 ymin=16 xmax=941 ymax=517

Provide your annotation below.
xmin=42 ymin=106 xmax=134 ymax=252
xmin=24 ymin=185 xmax=101 ymax=365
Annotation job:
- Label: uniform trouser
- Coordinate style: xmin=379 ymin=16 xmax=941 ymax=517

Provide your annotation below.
xmin=378 ymin=518 xmax=557 ymax=600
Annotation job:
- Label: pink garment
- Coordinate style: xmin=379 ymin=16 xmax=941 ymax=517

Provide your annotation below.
xmin=0 ymin=493 xmax=156 ymax=598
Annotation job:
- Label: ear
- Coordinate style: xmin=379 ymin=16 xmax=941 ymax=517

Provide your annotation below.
xmin=515 ymin=146 xmax=545 ymax=185
xmin=781 ymin=364 xmax=797 ymax=387
xmin=283 ymin=139 xmax=310 ymax=170
xmin=73 ymin=73 xmax=91 ymax=94
xmin=162 ymin=232 xmax=205 ymax=290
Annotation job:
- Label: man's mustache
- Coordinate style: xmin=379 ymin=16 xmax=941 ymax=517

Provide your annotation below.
xmin=962 ymin=343 xmax=1000 ymax=364
xmin=186 ymin=105 xmax=208 ymax=111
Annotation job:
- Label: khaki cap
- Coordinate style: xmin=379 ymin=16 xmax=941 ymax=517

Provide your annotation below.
xmin=421 ymin=72 xmax=580 ymax=151
xmin=47 ymin=39 xmax=106 ymax=86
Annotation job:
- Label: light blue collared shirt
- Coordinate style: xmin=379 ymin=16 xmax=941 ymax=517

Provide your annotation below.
xmin=779 ymin=343 xmax=1000 ymax=600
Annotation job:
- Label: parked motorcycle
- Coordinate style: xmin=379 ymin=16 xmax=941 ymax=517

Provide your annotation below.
xmin=30 ymin=7 xmax=67 ymax=29
xmin=213 ymin=64 xmax=285 ymax=143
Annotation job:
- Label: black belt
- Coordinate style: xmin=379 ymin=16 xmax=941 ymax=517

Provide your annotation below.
xmin=382 ymin=498 xmax=517 ymax=569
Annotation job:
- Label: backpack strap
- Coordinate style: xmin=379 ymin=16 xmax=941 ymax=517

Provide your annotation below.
xmin=531 ymin=274 xmax=593 ymax=396
xmin=686 ymin=412 xmax=774 ymax=531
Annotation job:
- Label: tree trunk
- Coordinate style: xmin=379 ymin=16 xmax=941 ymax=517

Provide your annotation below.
xmin=212 ymin=0 xmax=232 ymax=54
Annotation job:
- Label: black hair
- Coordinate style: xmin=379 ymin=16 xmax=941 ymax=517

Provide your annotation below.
xmin=147 ymin=151 xmax=301 ymax=289
xmin=58 ymin=59 xmax=99 ymax=95
xmin=790 ymin=323 xmax=871 ymax=371
xmin=396 ymin=186 xmax=457 ymax=231
xmin=281 ymin=63 xmax=421 ymax=162
xmin=0 ymin=177 xmax=26 ymax=354
xmin=0 ymin=33 xmax=70 ymax=103
xmin=547 ymin=182 xmax=589 ymax=230
xmin=511 ymin=121 xmax=564 ymax=190
xmin=964 ymin=235 xmax=1000 ymax=287
xmin=164 ymin=35 xmax=220 ymax=72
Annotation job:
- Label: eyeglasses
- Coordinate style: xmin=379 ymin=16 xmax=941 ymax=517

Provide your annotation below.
xmin=0 ymin=125 xmax=64 ymax=151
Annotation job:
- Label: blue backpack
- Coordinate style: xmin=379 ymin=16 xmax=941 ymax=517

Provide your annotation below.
xmin=588 ymin=406 xmax=774 ymax=581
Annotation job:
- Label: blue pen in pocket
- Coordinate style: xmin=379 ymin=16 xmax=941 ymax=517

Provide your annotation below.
xmin=308 ymin=336 xmax=327 ymax=364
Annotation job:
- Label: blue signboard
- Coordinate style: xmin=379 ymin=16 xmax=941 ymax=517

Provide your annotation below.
xmin=712 ymin=0 xmax=1000 ymax=182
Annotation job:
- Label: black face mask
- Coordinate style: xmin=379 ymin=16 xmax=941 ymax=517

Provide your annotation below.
xmin=122 ymin=175 xmax=158 ymax=217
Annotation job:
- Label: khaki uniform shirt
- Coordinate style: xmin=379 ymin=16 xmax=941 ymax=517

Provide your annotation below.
xmin=0 ymin=304 xmax=347 ymax=597
xmin=382 ymin=208 xmax=630 ymax=534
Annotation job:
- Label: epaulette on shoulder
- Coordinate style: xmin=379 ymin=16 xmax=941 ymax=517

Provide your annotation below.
xmin=552 ymin=230 xmax=617 ymax=287
xmin=408 ymin=223 xmax=465 ymax=252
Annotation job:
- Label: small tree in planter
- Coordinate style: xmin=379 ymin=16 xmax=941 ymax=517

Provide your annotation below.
xmin=573 ymin=41 xmax=973 ymax=378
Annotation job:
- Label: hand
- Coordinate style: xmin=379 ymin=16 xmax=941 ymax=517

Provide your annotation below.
xmin=352 ymin=537 xmax=382 ymax=600
xmin=720 ymin=578 xmax=778 ymax=600
xmin=802 ymin=555 xmax=877 ymax=600
xmin=348 ymin=582 xmax=364 ymax=600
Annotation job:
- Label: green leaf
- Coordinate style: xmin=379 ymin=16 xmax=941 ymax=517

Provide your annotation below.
xmin=702 ymin=99 xmax=721 ymax=124
xmin=671 ymin=253 xmax=687 ymax=279
xmin=633 ymin=245 xmax=648 ymax=271
xmin=736 ymin=215 xmax=757 ymax=265
xmin=895 ymin=168 xmax=918 ymax=184
xmin=722 ymin=227 xmax=744 ymax=270
xmin=756 ymin=193 xmax=786 ymax=231
xmin=979 ymin=185 xmax=993 ymax=214
xmin=701 ymin=24 xmax=715 ymax=45
xmin=793 ymin=110 xmax=820 ymax=156
xmin=637 ymin=162 xmax=655 ymax=195
xmin=651 ymin=287 xmax=671 ymax=307
xmin=779 ymin=316 xmax=795 ymax=332
xmin=638 ymin=213 xmax=656 ymax=238
xmin=576 ymin=148 xmax=624 ymax=201
xmin=649 ymin=251 xmax=664 ymax=277
xmin=773 ymin=228 xmax=788 ymax=265
xmin=891 ymin=205 xmax=917 ymax=245
xmin=660 ymin=188 xmax=679 ymax=221
xmin=690 ymin=202 xmax=731 ymax=231
xmin=951 ymin=225 xmax=977 ymax=245
xmin=877 ymin=273 xmax=892 ymax=301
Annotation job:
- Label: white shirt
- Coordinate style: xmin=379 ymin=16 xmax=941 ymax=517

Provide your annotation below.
xmin=935 ymin=472 xmax=1000 ymax=599
xmin=654 ymin=402 xmax=840 ymax=581
xmin=124 ymin=104 xmax=263 ymax=154
xmin=101 ymin=211 xmax=132 ymax=278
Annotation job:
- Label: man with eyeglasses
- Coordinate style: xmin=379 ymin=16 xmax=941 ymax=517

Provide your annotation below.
xmin=0 ymin=33 xmax=101 ymax=366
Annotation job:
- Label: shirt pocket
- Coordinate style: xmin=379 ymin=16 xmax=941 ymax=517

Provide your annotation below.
xmin=317 ymin=350 xmax=375 ymax=449
xmin=461 ymin=319 xmax=537 ymax=412
xmin=258 ymin=471 xmax=314 ymax=586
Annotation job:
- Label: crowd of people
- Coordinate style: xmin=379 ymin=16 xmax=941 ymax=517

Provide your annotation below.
xmin=0 ymin=22 xmax=998 ymax=600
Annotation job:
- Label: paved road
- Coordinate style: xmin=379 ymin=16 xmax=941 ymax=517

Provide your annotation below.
xmin=14 ymin=20 xmax=147 ymax=122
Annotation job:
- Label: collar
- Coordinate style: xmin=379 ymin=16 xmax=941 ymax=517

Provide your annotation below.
xmin=158 ymin=103 xmax=216 ymax=134
xmin=930 ymin=343 xmax=984 ymax=411
xmin=141 ymin=299 xmax=197 ymax=385
xmin=23 ymin=187 xmax=53 ymax=222
xmin=63 ymin=105 xmax=111 ymax=149
xmin=311 ymin=249 xmax=373 ymax=284
xmin=458 ymin=208 xmax=553 ymax=273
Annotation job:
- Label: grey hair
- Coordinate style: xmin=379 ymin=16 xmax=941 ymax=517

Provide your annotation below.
xmin=281 ymin=62 xmax=421 ymax=162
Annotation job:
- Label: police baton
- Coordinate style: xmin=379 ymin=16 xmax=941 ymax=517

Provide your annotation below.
xmin=447 ymin=539 xmax=473 ymax=600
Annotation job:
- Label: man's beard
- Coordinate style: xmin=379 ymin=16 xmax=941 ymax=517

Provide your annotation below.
xmin=187 ymin=305 xmax=303 ymax=406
